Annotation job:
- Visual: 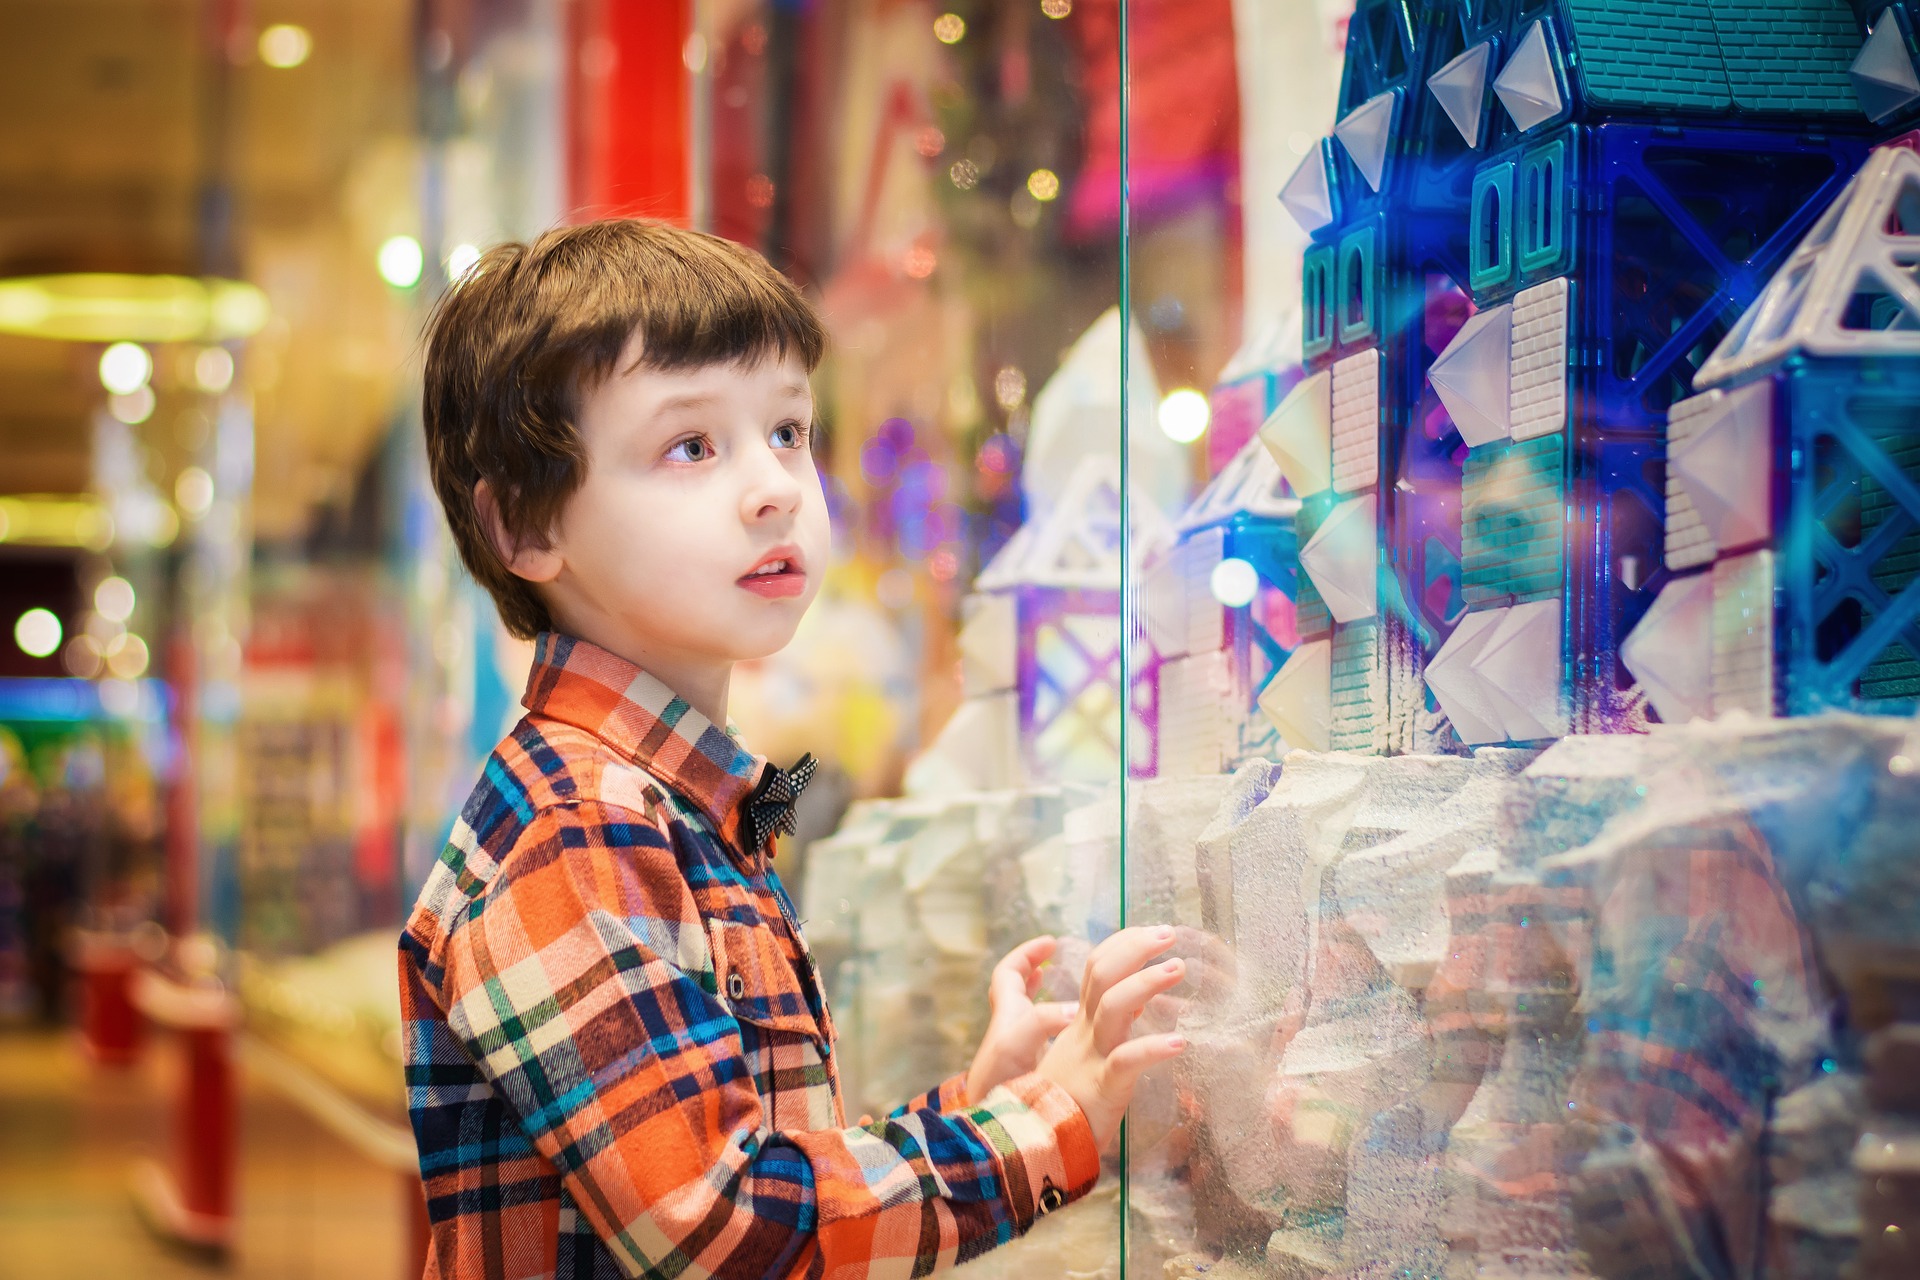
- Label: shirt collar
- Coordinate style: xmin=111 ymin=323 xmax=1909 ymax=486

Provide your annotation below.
xmin=521 ymin=632 xmax=768 ymax=850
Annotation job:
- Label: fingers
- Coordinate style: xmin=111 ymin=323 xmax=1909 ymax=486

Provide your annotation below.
xmin=1092 ymin=956 xmax=1186 ymax=1049
xmin=1104 ymin=1032 xmax=1187 ymax=1089
xmin=1080 ymin=926 xmax=1177 ymax=1013
xmin=989 ymin=935 xmax=1057 ymax=1009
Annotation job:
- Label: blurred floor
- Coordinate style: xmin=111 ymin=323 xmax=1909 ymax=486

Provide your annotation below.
xmin=0 ymin=1027 xmax=408 ymax=1280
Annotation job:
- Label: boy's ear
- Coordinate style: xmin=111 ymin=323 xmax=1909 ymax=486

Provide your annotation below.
xmin=474 ymin=478 xmax=564 ymax=584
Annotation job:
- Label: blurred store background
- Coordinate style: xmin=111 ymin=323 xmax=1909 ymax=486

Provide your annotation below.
xmin=0 ymin=0 xmax=1349 ymax=1275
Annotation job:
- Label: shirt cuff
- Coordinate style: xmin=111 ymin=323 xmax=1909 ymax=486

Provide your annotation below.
xmin=962 ymin=1071 xmax=1100 ymax=1233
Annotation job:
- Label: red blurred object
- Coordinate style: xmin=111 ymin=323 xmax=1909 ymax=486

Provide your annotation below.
xmin=130 ymin=968 xmax=239 ymax=1253
xmin=568 ymin=0 xmax=693 ymax=222
xmin=1064 ymin=0 xmax=1241 ymax=238
xmin=70 ymin=931 xmax=144 ymax=1066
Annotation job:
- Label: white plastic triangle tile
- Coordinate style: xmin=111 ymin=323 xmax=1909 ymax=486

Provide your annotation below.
xmin=1493 ymin=20 xmax=1564 ymax=133
xmin=958 ymin=592 xmax=1018 ymax=695
xmin=1425 ymin=609 xmax=1510 ymax=746
xmin=1428 ymin=303 xmax=1513 ymax=447
xmin=1181 ymin=433 xmax=1301 ymax=532
xmin=1852 ymin=13 xmax=1920 ymax=124
xmin=1668 ymin=381 xmax=1773 ymax=554
xmin=973 ymin=454 xmax=1173 ymax=591
xmin=1258 ymin=639 xmax=1332 ymax=752
xmin=1700 ymin=145 xmax=1920 ymax=384
xmin=1334 ymin=91 xmax=1396 ymax=194
xmin=1428 ymin=41 xmax=1493 ymax=149
xmin=1469 ymin=598 xmax=1565 ymax=741
xmin=1259 ymin=368 xmax=1333 ymax=496
xmin=1619 ymin=572 xmax=1714 ymax=726
xmin=1280 ymin=146 xmax=1335 ymax=234
xmin=1299 ymin=494 xmax=1378 ymax=623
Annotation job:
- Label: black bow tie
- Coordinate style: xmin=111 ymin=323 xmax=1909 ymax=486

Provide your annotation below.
xmin=743 ymin=753 xmax=817 ymax=854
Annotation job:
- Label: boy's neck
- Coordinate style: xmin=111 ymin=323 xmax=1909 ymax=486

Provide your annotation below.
xmin=555 ymin=615 xmax=732 ymax=727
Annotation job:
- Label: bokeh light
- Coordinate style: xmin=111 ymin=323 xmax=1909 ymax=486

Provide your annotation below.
xmin=378 ymin=234 xmax=424 ymax=288
xmin=94 ymin=576 xmax=135 ymax=623
xmin=194 ymin=346 xmax=235 ymax=393
xmin=176 ymin=466 xmax=215 ymax=517
xmin=1026 ymin=169 xmax=1061 ymax=202
xmin=258 ymin=24 xmax=313 ymax=69
xmin=1158 ymin=387 xmax=1211 ymax=443
xmin=14 ymin=608 xmax=61 ymax=658
xmin=933 ymin=13 xmax=966 ymax=43
xmin=108 ymin=386 xmax=155 ymax=425
xmin=1210 ymin=558 xmax=1260 ymax=608
xmin=447 ymin=243 xmax=481 ymax=281
xmin=98 ymin=341 xmax=152 ymax=395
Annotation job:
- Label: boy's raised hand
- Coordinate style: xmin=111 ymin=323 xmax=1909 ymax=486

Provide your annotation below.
xmin=965 ymin=936 xmax=1080 ymax=1105
xmin=1035 ymin=926 xmax=1188 ymax=1151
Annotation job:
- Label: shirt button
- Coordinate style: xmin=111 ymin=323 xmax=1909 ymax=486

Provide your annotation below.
xmin=727 ymin=973 xmax=746 ymax=1000
xmin=1037 ymin=1180 xmax=1065 ymax=1215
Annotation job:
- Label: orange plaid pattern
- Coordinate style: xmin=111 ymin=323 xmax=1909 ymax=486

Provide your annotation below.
xmin=400 ymin=634 xmax=1098 ymax=1278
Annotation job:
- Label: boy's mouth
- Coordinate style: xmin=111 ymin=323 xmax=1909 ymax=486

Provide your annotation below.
xmin=739 ymin=549 xmax=807 ymax=599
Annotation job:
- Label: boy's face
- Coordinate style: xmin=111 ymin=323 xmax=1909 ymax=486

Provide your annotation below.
xmin=525 ymin=341 xmax=830 ymax=682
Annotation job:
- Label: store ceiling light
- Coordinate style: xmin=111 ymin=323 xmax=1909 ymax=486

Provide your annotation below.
xmin=379 ymin=235 xmax=424 ymax=288
xmin=99 ymin=341 xmax=151 ymax=394
xmin=0 ymin=496 xmax=115 ymax=550
xmin=14 ymin=609 xmax=62 ymax=660
xmin=1210 ymin=558 xmax=1260 ymax=609
xmin=447 ymin=243 xmax=481 ymax=282
xmin=259 ymin=24 xmax=312 ymax=69
xmin=175 ymin=466 xmax=215 ymax=518
xmin=0 ymin=274 xmax=269 ymax=343
xmin=934 ymin=12 xmax=965 ymax=42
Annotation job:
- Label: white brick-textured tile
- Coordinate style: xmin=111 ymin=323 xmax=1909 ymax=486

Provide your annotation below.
xmin=1665 ymin=392 xmax=1717 ymax=572
xmin=1711 ymin=550 xmax=1775 ymax=719
xmin=1331 ymin=348 xmax=1382 ymax=494
xmin=1509 ymin=277 xmax=1568 ymax=442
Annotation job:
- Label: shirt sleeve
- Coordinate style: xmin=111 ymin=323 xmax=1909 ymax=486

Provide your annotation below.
xmin=440 ymin=801 xmax=1100 ymax=1280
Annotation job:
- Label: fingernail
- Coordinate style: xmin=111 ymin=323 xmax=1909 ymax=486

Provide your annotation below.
xmin=1163 ymin=960 xmax=1183 ymax=974
xmin=1168 ymin=1036 xmax=1187 ymax=1051
xmin=1155 ymin=927 xmax=1175 ymax=941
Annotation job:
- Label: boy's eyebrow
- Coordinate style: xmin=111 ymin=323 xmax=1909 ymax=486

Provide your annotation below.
xmin=650 ymin=382 xmax=811 ymax=416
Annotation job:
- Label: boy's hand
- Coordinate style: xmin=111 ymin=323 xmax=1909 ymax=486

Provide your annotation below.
xmin=1036 ymin=926 xmax=1188 ymax=1151
xmin=965 ymin=936 xmax=1079 ymax=1105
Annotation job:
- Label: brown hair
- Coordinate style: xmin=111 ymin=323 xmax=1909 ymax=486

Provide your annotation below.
xmin=422 ymin=219 xmax=827 ymax=639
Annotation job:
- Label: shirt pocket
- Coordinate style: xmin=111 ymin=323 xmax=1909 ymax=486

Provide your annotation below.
xmin=707 ymin=918 xmax=821 ymax=1041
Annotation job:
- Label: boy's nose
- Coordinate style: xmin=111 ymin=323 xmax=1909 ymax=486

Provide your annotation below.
xmin=741 ymin=452 xmax=803 ymax=521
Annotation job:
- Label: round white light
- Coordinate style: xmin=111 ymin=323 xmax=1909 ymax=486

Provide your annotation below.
xmin=94 ymin=576 xmax=136 ymax=623
xmin=14 ymin=608 xmax=62 ymax=659
xmin=1158 ymin=387 xmax=1211 ymax=443
xmin=378 ymin=235 xmax=424 ymax=288
xmin=1209 ymin=557 xmax=1260 ymax=608
xmin=259 ymin=24 xmax=313 ymax=69
xmin=99 ymin=342 xmax=153 ymax=395
xmin=108 ymin=385 xmax=155 ymax=425
xmin=447 ymin=243 xmax=481 ymax=281
xmin=194 ymin=346 xmax=235 ymax=394
xmin=176 ymin=466 xmax=215 ymax=517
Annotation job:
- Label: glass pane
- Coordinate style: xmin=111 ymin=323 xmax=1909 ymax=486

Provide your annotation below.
xmin=694 ymin=2 xmax=1131 ymax=1273
xmin=1123 ymin=5 xmax=1920 ymax=1280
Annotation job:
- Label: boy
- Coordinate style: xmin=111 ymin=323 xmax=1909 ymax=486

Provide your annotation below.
xmin=400 ymin=219 xmax=1186 ymax=1279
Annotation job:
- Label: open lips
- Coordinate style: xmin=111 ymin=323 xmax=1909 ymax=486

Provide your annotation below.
xmin=738 ymin=548 xmax=807 ymax=598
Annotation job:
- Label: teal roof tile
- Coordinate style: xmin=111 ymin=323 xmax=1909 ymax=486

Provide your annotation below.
xmin=1557 ymin=0 xmax=1866 ymax=118
xmin=1710 ymin=0 xmax=1864 ymax=115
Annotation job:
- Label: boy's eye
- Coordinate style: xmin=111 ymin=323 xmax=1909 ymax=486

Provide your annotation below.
xmin=666 ymin=436 xmax=714 ymax=463
xmin=771 ymin=421 xmax=810 ymax=450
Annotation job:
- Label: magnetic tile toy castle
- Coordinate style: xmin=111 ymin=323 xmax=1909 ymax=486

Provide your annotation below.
xmin=1207 ymin=0 xmax=1920 ymax=761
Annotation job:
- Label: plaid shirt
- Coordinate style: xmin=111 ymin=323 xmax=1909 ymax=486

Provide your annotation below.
xmin=399 ymin=634 xmax=1097 ymax=1279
